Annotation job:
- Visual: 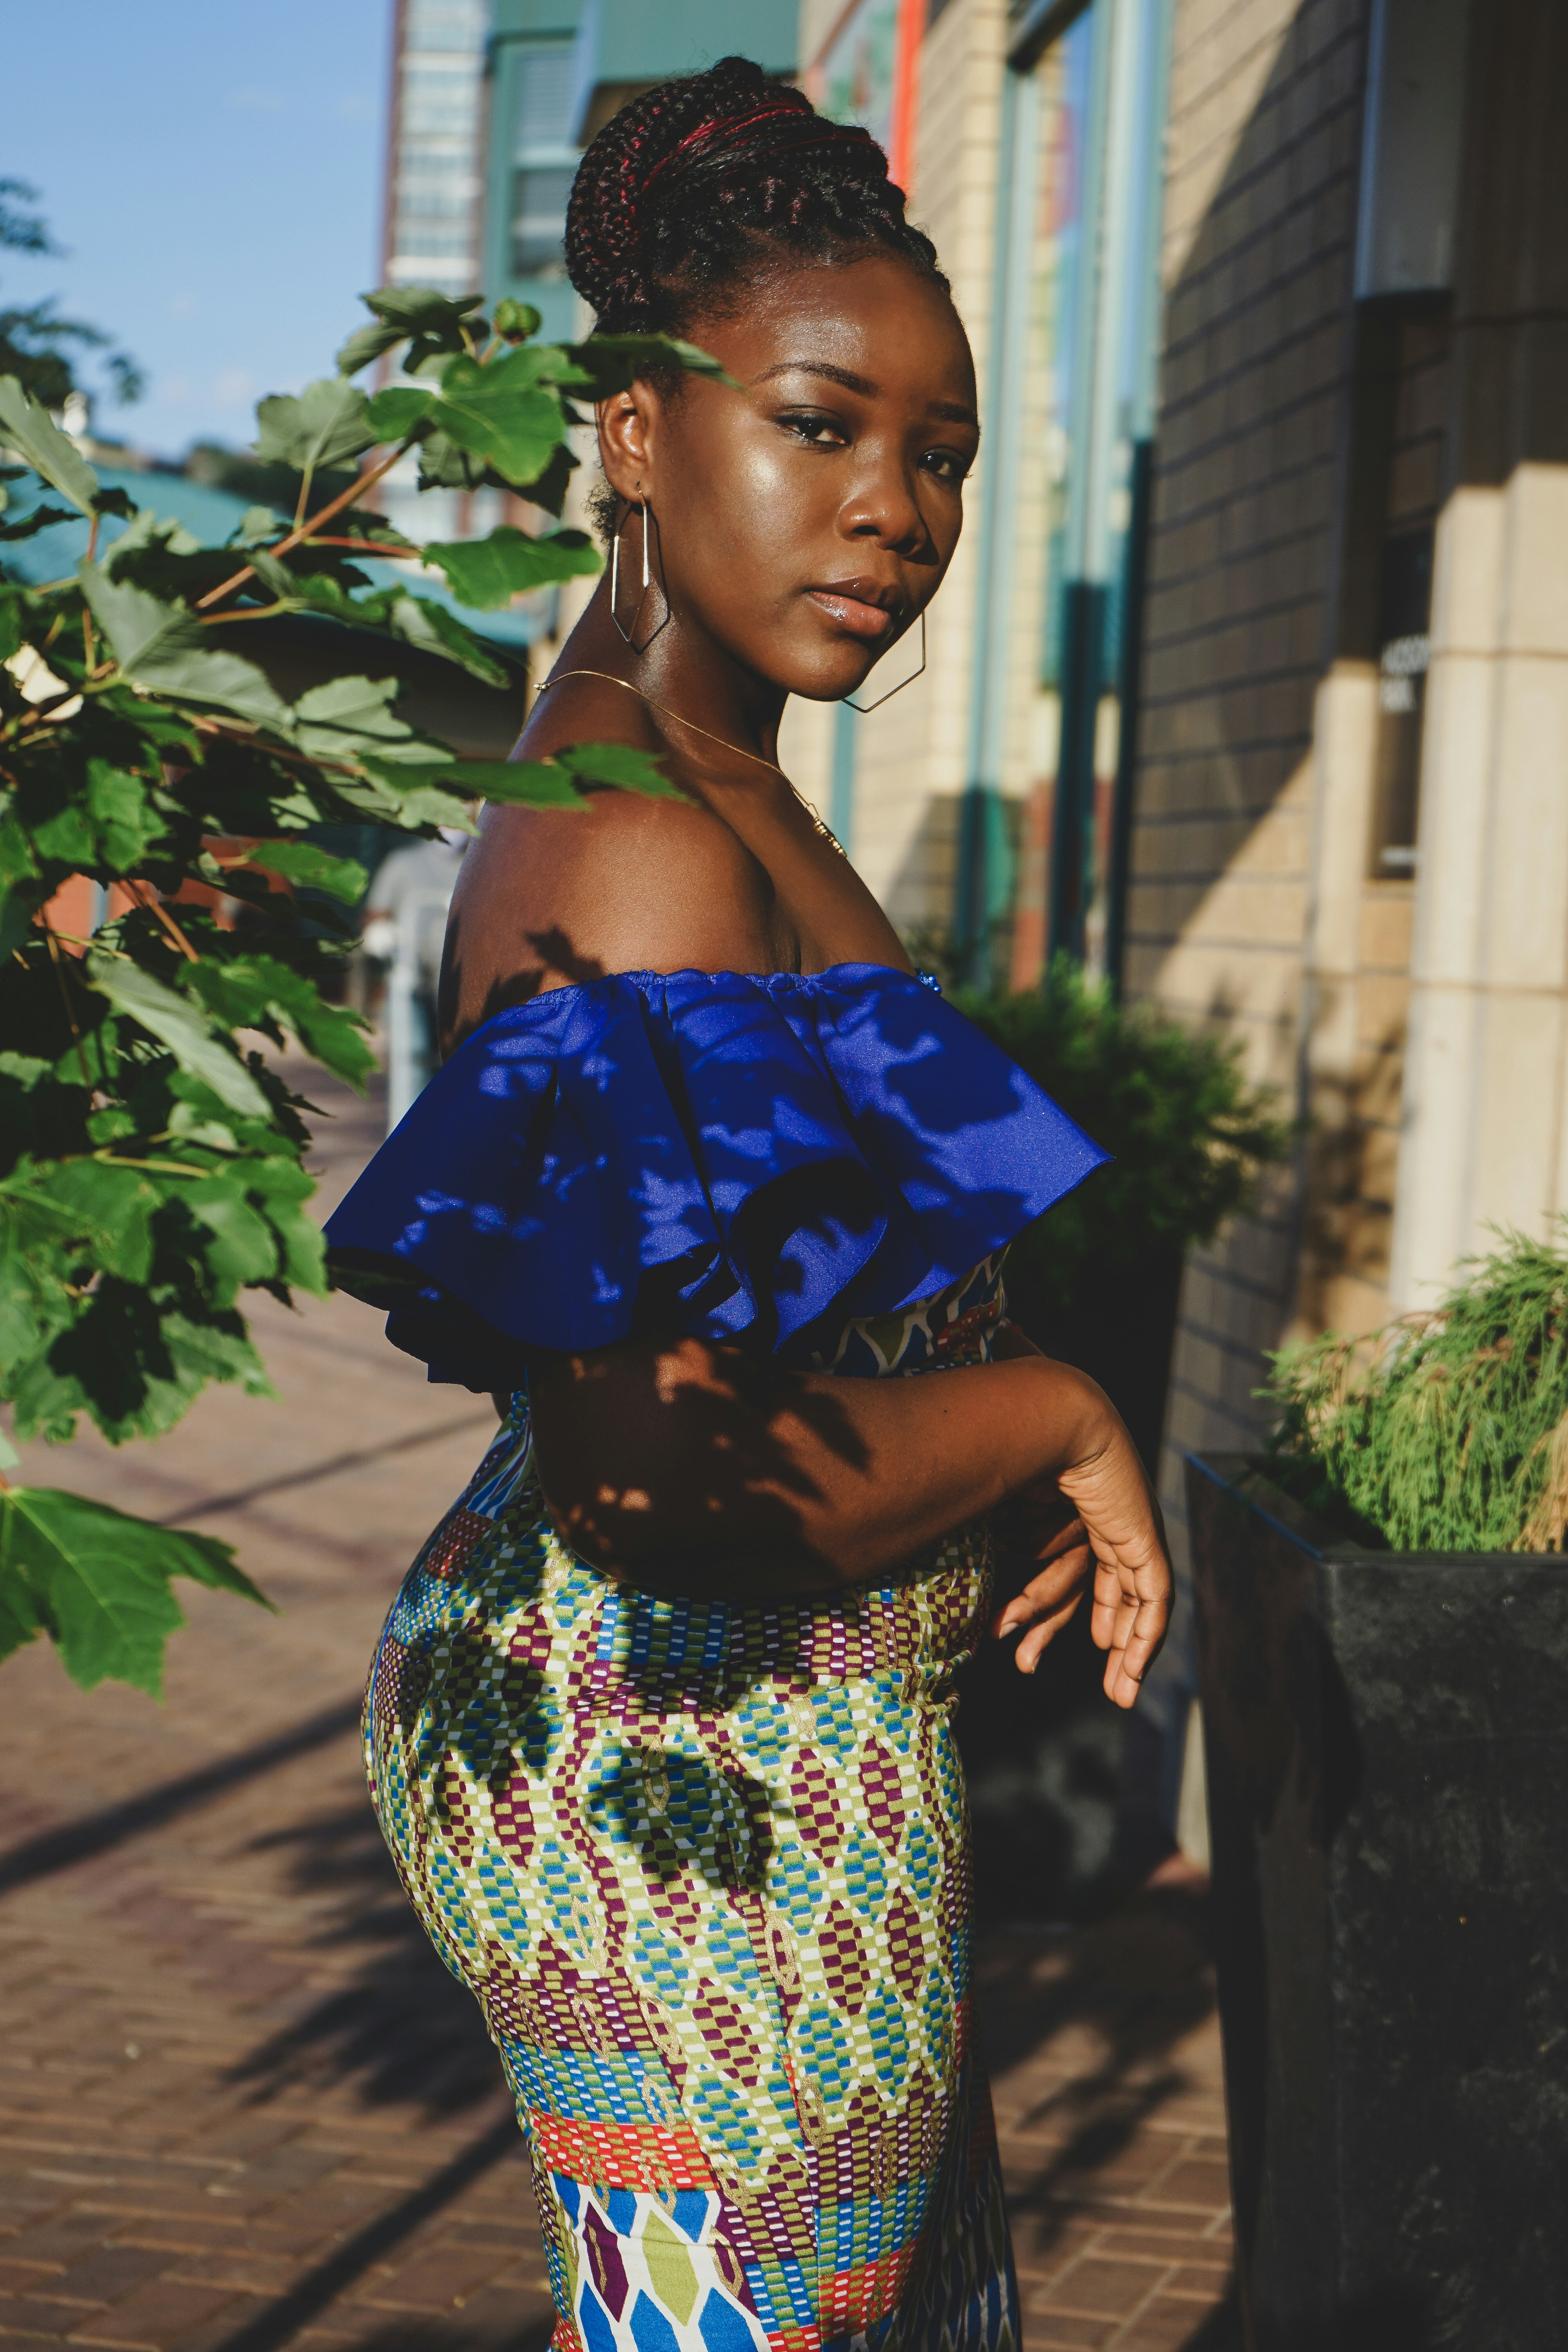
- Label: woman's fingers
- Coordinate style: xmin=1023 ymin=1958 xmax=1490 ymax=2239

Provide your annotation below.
xmin=1090 ymin=1543 xmax=1173 ymax=1708
xmin=1014 ymin=1587 xmax=1085 ymax=1673
xmin=992 ymin=1532 xmax=1091 ymax=1639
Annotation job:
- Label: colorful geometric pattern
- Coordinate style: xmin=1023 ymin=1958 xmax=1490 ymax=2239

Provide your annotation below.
xmin=365 ymin=1257 xmax=1020 ymax=2352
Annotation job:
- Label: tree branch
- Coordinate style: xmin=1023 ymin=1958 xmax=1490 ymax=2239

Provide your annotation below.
xmin=194 ymin=442 xmax=410 ymax=612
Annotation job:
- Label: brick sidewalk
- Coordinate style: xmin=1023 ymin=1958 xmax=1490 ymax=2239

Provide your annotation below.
xmin=0 ymin=1066 xmax=1238 ymax=2352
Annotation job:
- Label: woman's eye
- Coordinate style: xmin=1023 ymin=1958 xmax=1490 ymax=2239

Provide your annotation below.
xmin=920 ymin=448 xmax=972 ymax=485
xmin=780 ymin=411 xmax=849 ymax=448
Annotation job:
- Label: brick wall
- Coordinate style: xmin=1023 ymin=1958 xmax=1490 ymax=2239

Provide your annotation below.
xmin=1128 ymin=0 xmax=1369 ymax=1541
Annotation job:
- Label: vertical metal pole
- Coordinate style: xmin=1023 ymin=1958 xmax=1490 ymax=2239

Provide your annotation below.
xmin=829 ymin=701 xmax=858 ymax=852
xmin=1106 ymin=0 xmax=1176 ymax=995
xmin=956 ymin=63 xmax=1041 ymax=976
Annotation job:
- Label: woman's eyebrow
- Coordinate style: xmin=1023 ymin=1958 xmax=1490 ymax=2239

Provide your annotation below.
xmin=750 ymin=360 xmax=878 ymax=395
xmin=750 ymin=362 xmax=980 ymax=431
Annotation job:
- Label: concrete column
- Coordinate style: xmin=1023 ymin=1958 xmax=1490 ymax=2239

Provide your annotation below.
xmin=1389 ymin=0 xmax=1568 ymax=1305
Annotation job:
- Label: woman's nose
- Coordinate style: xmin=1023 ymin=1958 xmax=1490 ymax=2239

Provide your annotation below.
xmin=838 ymin=452 xmax=927 ymax=555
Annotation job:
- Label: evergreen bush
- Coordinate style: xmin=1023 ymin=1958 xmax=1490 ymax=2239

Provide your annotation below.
xmin=1262 ymin=1228 xmax=1568 ymax=1553
xmin=955 ymin=958 xmax=1292 ymax=1315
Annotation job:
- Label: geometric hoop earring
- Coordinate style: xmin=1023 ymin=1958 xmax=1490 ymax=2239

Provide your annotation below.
xmin=610 ymin=500 xmax=669 ymax=652
xmin=842 ymin=608 xmax=927 ymax=713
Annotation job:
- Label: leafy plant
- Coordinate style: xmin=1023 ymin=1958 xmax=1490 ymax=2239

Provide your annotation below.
xmin=955 ymin=957 xmax=1292 ymax=1316
xmin=0 ymin=284 xmax=722 ymax=1693
xmin=0 ymin=179 xmax=143 ymax=415
xmin=1262 ymin=1228 xmax=1568 ymax=1553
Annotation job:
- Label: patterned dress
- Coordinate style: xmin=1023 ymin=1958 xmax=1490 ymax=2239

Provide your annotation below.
xmin=364 ymin=1257 xmax=1020 ymax=2352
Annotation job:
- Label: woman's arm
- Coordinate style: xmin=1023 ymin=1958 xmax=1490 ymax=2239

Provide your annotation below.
xmin=528 ymin=1332 xmax=1171 ymax=1707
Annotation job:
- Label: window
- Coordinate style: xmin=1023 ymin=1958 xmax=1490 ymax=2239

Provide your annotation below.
xmin=511 ymin=165 xmax=574 ymax=276
xmin=508 ymin=45 xmax=577 ymax=281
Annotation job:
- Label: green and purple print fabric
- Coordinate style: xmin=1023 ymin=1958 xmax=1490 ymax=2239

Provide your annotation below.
xmin=364 ymin=1257 xmax=1020 ymax=2352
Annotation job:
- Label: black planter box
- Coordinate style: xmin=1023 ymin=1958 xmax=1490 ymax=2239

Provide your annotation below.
xmin=1187 ymin=1453 xmax=1568 ymax=2352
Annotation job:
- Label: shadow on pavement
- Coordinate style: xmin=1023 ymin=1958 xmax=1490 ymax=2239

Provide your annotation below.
xmin=0 ymin=1698 xmax=363 ymax=1896
xmin=202 ymin=2115 xmax=527 ymax=2352
xmin=979 ymin=1891 xmax=1225 ymax=2267
xmin=229 ymin=1797 xmax=505 ymax=2116
xmin=338 ymin=2327 xmax=552 ymax=2352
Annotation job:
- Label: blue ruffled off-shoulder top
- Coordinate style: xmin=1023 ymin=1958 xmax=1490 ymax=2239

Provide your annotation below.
xmin=325 ymin=962 xmax=1106 ymax=1390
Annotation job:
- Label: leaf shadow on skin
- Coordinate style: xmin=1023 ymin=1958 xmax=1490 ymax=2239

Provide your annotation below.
xmin=438 ymin=907 xmax=610 ymax=1054
xmin=527 ymin=1332 xmax=874 ymax=1604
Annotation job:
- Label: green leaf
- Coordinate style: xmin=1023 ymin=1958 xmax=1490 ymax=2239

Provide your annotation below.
xmin=254 ymin=377 xmax=375 ymax=472
xmin=421 ymin=525 xmax=600 ymax=610
xmin=185 ymin=1182 xmax=279 ymax=1292
xmin=561 ymin=335 xmax=738 ymax=397
xmin=78 ymin=568 xmax=292 ymax=731
xmin=184 ymin=953 xmax=375 ymax=1091
xmin=101 ymin=505 xmax=206 ymax=582
xmin=84 ymin=759 xmax=167 ymax=870
xmin=0 ymin=1485 xmax=266 ymax=1695
xmin=0 ymin=1548 xmax=42 ymax=1668
xmin=385 ymin=593 xmax=510 ymax=688
xmin=0 ymin=1156 xmax=162 ymax=1289
xmin=336 ymin=321 xmax=402 ymax=377
xmin=414 ymin=429 xmax=485 ymax=493
xmin=290 ymin=672 xmax=447 ymax=766
xmin=445 ymin=760 xmax=586 ymax=811
xmin=364 ymin=385 xmax=436 ymax=441
xmin=236 ymin=838 xmax=367 ymax=903
xmin=84 ymin=952 xmax=270 ymax=1119
xmin=235 ymin=503 xmax=286 ymax=544
xmin=362 ymin=285 xmax=484 ymax=332
xmin=350 ymin=762 xmax=477 ymax=829
xmin=519 ymin=438 xmax=577 ymax=519
xmin=555 ymin=742 xmax=684 ymax=798
xmin=393 ymin=746 xmax=680 ymax=809
xmin=0 ymin=500 xmax=75 ymax=542
xmin=430 ymin=349 xmax=566 ymax=488
xmin=0 ymin=375 xmax=100 ymax=515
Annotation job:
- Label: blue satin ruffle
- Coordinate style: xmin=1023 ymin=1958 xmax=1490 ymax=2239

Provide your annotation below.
xmin=325 ymin=962 xmax=1107 ymax=1388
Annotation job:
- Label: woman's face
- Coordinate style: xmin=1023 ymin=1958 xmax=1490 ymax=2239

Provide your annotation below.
xmin=596 ymin=253 xmax=980 ymax=702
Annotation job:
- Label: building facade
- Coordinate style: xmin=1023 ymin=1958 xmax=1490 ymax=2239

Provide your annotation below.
xmin=382 ymin=0 xmax=1568 ymax=1564
xmin=382 ymin=0 xmax=491 ymax=296
xmin=793 ymin=0 xmax=1568 ymax=1585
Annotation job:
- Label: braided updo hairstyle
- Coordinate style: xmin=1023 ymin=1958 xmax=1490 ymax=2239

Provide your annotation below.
xmin=564 ymin=54 xmax=946 ymax=343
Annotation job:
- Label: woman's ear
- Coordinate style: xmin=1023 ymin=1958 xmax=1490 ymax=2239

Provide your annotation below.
xmin=596 ymin=383 xmax=660 ymax=503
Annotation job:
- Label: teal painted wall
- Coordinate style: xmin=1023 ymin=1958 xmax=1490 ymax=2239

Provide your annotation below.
xmin=481 ymin=0 xmax=795 ymax=331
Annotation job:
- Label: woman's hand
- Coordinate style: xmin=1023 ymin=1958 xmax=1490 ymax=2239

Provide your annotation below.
xmin=992 ymin=1490 xmax=1095 ymax=1671
xmin=1056 ymin=1419 xmax=1172 ymax=1707
xmin=987 ymin=1319 xmax=1171 ymax=1705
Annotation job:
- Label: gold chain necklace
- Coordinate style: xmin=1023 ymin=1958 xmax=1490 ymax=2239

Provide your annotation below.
xmin=533 ymin=668 xmax=846 ymax=857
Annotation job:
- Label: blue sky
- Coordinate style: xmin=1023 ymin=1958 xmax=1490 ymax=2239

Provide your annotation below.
xmin=1 ymin=0 xmax=394 ymax=460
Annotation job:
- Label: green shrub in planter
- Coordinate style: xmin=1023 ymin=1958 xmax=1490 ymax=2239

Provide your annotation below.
xmin=956 ymin=956 xmax=1292 ymax=1321
xmin=947 ymin=959 xmax=1292 ymax=1916
xmin=1190 ymin=1229 xmax=1568 ymax=2345
xmin=1261 ymin=1227 xmax=1568 ymax=1554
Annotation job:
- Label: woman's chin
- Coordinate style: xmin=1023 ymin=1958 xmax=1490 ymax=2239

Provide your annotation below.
xmin=767 ymin=646 xmax=884 ymax=705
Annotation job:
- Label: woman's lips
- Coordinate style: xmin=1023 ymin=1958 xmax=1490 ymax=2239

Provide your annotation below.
xmin=806 ymin=589 xmax=897 ymax=640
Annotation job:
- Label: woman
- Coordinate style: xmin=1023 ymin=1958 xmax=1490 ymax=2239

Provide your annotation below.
xmin=327 ymin=57 xmax=1172 ymax=2352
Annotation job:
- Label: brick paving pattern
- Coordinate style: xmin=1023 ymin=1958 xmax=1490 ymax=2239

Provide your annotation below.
xmin=0 ymin=1065 xmax=1238 ymax=2351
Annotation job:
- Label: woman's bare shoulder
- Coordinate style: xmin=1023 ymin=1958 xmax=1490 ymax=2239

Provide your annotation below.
xmin=439 ymin=688 xmax=777 ymax=1046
